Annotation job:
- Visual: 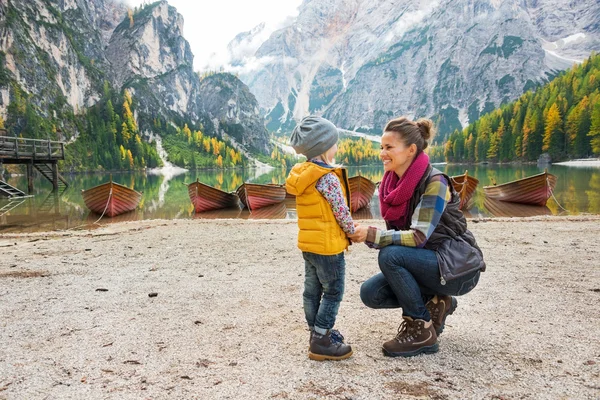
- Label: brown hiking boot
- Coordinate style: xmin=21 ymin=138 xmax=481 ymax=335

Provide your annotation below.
xmin=309 ymin=330 xmax=353 ymax=361
xmin=426 ymin=295 xmax=457 ymax=335
xmin=382 ymin=317 xmax=438 ymax=357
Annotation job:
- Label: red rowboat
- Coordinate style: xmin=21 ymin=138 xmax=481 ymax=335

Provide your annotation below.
xmin=483 ymin=170 xmax=557 ymax=206
xmin=348 ymin=175 xmax=376 ymax=212
xmin=82 ymin=179 xmax=142 ymax=217
xmin=450 ymin=170 xmax=479 ymax=210
xmin=236 ymin=183 xmax=286 ymax=211
xmin=187 ymin=179 xmax=239 ymax=213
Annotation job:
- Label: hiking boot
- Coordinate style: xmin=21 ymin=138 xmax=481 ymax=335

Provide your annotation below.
xmin=309 ymin=330 xmax=353 ymax=361
xmin=426 ymin=295 xmax=457 ymax=335
xmin=382 ymin=317 xmax=438 ymax=357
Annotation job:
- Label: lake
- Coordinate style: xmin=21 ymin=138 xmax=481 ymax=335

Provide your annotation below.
xmin=1 ymin=164 xmax=599 ymax=232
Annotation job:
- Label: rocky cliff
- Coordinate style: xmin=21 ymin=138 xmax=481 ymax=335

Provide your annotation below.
xmin=0 ymin=0 xmax=271 ymax=158
xmin=229 ymin=0 xmax=600 ymax=138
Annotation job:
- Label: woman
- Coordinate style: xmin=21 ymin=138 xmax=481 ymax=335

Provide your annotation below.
xmin=348 ymin=116 xmax=485 ymax=358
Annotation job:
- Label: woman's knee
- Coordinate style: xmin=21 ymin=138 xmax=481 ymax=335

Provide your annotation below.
xmin=378 ymin=246 xmax=403 ymax=274
xmin=359 ymin=281 xmax=375 ymax=308
xmin=360 ymin=274 xmax=385 ymax=308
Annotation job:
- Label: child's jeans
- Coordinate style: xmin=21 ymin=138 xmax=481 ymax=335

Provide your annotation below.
xmin=302 ymin=251 xmax=345 ymax=333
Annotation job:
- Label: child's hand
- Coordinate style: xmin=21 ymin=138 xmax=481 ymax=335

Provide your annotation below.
xmin=348 ymin=224 xmax=368 ymax=243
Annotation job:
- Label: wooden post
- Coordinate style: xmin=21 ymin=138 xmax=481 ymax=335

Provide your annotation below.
xmin=27 ymin=163 xmax=34 ymax=193
xmin=52 ymin=162 xmax=58 ymax=191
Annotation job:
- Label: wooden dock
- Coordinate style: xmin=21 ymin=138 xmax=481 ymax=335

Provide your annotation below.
xmin=0 ymin=135 xmax=68 ymax=193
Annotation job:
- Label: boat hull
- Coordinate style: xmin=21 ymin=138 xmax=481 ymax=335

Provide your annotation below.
xmin=82 ymin=181 xmax=142 ymax=217
xmin=188 ymin=180 xmax=239 ymax=213
xmin=236 ymin=183 xmax=286 ymax=211
xmin=348 ymin=176 xmax=376 ymax=213
xmin=483 ymin=171 xmax=557 ymax=206
xmin=450 ymin=172 xmax=479 ymax=210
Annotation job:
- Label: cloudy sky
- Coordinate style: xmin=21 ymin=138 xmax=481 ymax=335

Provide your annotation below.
xmin=125 ymin=0 xmax=302 ymax=71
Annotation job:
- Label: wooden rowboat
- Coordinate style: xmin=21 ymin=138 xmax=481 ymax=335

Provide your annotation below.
xmin=450 ymin=170 xmax=479 ymax=210
xmin=348 ymin=175 xmax=376 ymax=213
xmin=82 ymin=179 xmax=142 ymax=217
xmin=483 ymin=197 xmax=553 ymax=218
xmin=187 ymin=179 xmax=239 ymax=213
xmin=236 ymin=183 xmax=286 ymax=211
xmin=483 ymin=170 xmax=557 ymax=206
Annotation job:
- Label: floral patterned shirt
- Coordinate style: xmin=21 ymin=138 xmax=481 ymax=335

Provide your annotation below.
xmin=310 ymin=159 xmax=355 ymax=235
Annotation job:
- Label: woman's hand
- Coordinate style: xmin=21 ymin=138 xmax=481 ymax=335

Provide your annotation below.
xmin=348 ymin=223 xmax=369 ymax=243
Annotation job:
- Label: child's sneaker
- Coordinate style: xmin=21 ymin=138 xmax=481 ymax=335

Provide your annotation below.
xmin=309 ymin=330 xmax=353 ymax=361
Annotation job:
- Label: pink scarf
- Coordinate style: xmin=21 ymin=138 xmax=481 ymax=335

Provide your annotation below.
xmin=379 ymin=151 xmax=430 ymax=228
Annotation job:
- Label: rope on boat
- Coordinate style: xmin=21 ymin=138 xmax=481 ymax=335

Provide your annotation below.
xmin=451 ymin=178 xmax=468 ymax=195
xmin=547 ymin=176 xmax=568 ymax=212
xmin=66 ymin=187 xmax=113 ymax=231
xmin=92 ymin=187 xmax=113 ymax=225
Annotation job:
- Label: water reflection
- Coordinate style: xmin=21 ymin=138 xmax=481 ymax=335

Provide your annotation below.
xmin=481 ymin=197 xmax=553 ymax=218
xmin=1 ymin=164 xmax=599 ymax=232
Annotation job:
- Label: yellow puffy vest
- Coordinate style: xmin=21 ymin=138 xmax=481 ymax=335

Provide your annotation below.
xmin=285 ymin=162 xmax=351 ymax=255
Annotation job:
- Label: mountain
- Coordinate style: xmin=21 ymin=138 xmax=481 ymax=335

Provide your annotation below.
xmin=228 ymin=0 xmax=600 ymax=139
xmin=441 ymin=53 xmax=600 ymax=164
xmin=0 ymin=0 xmax=271 ymax=170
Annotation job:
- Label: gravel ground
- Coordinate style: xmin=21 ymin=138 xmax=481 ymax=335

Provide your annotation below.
xmin=0 ymin=216 xmax=599 ymax=399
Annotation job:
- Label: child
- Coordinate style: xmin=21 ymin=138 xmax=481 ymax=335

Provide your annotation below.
xmin=285 ymin=115 xmax=354 ymax=361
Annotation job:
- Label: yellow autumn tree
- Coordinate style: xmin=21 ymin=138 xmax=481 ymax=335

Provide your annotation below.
xmin=122 ymin=96 xmax=137 ymax=133
xmin=121 ymin=122 xmax=131 ymax=143
xmin=542 ymin=103 xmax=563 ymax=157
xmin=211 ymin=137 xmax=220 ymax=155
xmin=216 ymin=155 xmax=223 ymax=168
xmin=120 ymin=145 xmax=127 ymax=160
xmin=194 ymin=131 xmax=203 ymax=147
xmin=0 ymin=115 xmax=5 ymax=129
xmin=127 ymin=149 xmax=134 ymax=169
xmin=182 ymin=124 xmax=192 ymax=142
xmin=203 ymin=137 xmax=211 ymax=153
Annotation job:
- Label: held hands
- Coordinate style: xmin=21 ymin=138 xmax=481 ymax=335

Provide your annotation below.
xmin=347 ymin=223 xmax=368 ymax=243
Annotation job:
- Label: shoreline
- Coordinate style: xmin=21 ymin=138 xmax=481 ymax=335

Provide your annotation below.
xmin=1 ymin=216 xmax=599 ymax=399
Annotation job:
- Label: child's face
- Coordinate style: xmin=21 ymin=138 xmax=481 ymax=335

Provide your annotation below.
xmin=325 ymin=143 xmax=338 ymax=163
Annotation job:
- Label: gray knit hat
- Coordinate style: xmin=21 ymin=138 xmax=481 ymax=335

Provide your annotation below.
xmin=290 ymin=116 xmax=339 ymax=160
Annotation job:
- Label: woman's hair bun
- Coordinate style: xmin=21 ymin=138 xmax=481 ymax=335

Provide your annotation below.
xmin=415 ymin=118 xmax=434 ymax=142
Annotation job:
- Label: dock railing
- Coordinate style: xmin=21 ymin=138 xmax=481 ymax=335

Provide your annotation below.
xmin=0 ymin=136 xmax=65 ymax=160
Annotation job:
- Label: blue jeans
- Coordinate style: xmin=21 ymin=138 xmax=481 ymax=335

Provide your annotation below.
xmin=302 ymin=251 xmax=346 ymax=332
xmin=360 ymin=245 xmax=480 ymax=320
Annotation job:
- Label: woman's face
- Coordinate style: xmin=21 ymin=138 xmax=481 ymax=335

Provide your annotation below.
xmin=380 ymin=131 xmax=417 ymax=174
